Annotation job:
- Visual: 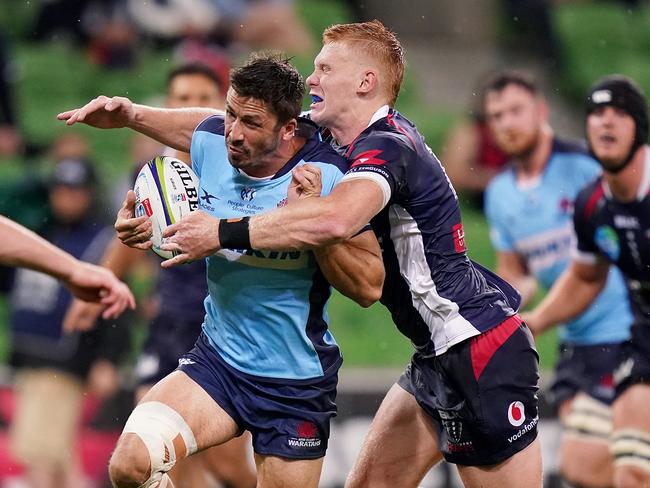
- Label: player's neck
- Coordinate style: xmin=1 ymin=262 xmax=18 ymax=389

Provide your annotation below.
xmin=514 ymin=126 xmax=553 ymax=182
xmin=328 ymin=103 xmax=386 ymax=146
xmin=245 ymin=136 xmax=307 ymax=178
xmin=604 ymin=145 xmax=648 ymax=203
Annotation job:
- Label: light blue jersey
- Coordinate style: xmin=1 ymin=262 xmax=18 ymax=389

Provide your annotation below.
xmin=190 ymin=116 xmax=348 ymax=380
xmin=485 ymin=138 xmax=632 ymax=345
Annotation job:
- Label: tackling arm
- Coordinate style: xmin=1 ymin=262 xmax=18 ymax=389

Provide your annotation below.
xmin=249 ymin=178 xmax=385 ymax=250
xmin=523 ymin=258 xmax=610 ymax=336
xmin=314 ymin=229 xmax=384 ymax=308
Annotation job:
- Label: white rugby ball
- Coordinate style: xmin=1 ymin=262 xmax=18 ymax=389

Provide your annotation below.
xmin=133 ymin=156 xmax=200 ymax=259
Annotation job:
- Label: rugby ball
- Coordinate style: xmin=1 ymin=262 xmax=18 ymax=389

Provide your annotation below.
xmin=133 ymin=156 xmax=200 ymax=259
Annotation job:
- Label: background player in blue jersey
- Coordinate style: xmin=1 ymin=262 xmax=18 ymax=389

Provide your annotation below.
xmin=64 ymin=63 xmax=257 ymax=488
xmin=60 ymin=54 xmax=384 ymax=488
xmin=81 ymin=21 xmax=543 ymax=488
xmin=483 ymin=70 xmax=633 ymax=488
xmin=524 ymin=75 xmax=650 ymax=488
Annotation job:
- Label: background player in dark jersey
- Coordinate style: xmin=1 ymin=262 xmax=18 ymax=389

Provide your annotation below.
xmin=85 ymin=21 xmax=542 ymax=488
xmin=524 ymin=75 xmax=650 ymax=488
xmin=483 ymin=70 xmax=633 ymax=488
xmin=65 ymin=63 xmax=257 ymax=488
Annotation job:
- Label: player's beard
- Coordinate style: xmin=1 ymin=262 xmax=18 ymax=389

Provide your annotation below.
xmin=500 ymin=129 xmax=540 ymax=160
xmin=227 ymin=136 xmax=281 ymax=173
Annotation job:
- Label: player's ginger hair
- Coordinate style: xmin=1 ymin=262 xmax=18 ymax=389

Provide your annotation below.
xmin=323 ymin=20 xmax=405 ymax=106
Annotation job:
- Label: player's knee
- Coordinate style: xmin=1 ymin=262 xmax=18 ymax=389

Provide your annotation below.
xmin=115 ymin=401 xmax=197 ymax=487
xmin=109 ymin=434 xmax=152 ymax=486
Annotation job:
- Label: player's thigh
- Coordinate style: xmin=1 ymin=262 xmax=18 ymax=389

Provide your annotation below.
xmin=138 ymin=370 xmax=240 ymax=449
xmin=254 ymin=454 xmax=323 ymax=488
xmin=457 ymin=437 xmax=542 ymax=488
xmin=346 ymin=383 xmax=443 ymax=488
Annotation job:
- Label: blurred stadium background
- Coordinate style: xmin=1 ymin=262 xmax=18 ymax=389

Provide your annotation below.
xmin=0 ymin=0 xmax=647 ymax=486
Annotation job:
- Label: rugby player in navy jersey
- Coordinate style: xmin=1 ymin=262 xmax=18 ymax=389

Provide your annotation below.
xmin=524 ymin=75 xmax=650 ymax=488
xmin=483 ymin=70 xmax=633 ymax=488
xmin=64 ymin=63 xmax=258 ymax=488
xmin=59 ymin=20 xmax=542 ymax=488
xmin=59 ymin=54 xmax=384 ymax=488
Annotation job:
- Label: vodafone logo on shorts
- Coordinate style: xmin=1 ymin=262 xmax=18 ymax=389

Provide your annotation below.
xmin=507 ymin=401 xmax=525 ymax=427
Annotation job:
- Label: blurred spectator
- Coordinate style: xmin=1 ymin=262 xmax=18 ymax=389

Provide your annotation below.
xmin=128 ymin=0 xmax=314 ymax=55
xmin=0 ymin=31 xmax=43 ymax=160
xmin=442 ymin=86 xmax=509 ymax=208
xmin=3 ymin=158 xmax=130 ymax=488
xmin=500 ymin=0 xmax=562 ymax=70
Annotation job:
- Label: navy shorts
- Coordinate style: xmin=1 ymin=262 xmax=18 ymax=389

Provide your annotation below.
xmin=178 ymin=333 xmax=339 ymax=460
xmin=134 ymin=313 xmax=204 ymax=387
xmin=398 ymin=315 xmax=539 ymax=466
xmin=615 ymin=322 xmax=650 ymax=397
xmin=549 ymin=342 xmax=622 ymax=409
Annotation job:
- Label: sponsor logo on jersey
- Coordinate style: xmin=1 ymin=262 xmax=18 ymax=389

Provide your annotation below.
xmin=199 ymin=188 xmax=217 ymax=211
xmin=595 ymin=225 xmax=620 ymax=261
xmin=507 ymin=401 xmax=526 ymax=427
xmin=453 ymin=223 xmax=466 ymax=253
xmin=178 ymin=358 xmax=196 ymax=366
xmin=240 ymin=187 xmax=257 ymax=202
xmin=614 ymin=215 xmax=640 ymax=230
xmin=613 ymin=357 xmax=634 ymax=386
xmin=559 ymin=196 xmax=573 ymax=215
xmin=277 ymin=198 xmax=288 ymax=208
xmin=288 ymin=421 xmax=322 ymax=449
xmin=507 ymin=416 xmax=538 ymax=444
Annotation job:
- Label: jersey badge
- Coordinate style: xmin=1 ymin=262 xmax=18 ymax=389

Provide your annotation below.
xmin=594 ymin=225 xmax=620 ymax=261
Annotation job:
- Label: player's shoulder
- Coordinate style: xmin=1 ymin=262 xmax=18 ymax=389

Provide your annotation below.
xmin=574 ymin=177 xmax=605 ymax=220
xmin=195 ymin=114 xmax=225 ymax=136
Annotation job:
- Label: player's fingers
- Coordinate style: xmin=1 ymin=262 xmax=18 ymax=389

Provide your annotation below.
xmin=57 ymin=109 xmax=77 ymax=121
xmin=159 ymin=240 xmax=182 ymax=253
xmin=121 ymin=235 xmax=153 ymax=248
xmin=115 ymin=215 xmax=148 ymax=233
xmin=162 ymin=222 xmax=180 ymax=238
xmin=160 ymin=253 xmax=191 ymax=268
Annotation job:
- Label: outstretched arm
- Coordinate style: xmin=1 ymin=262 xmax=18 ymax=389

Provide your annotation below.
xmin=57 ymin=95 xmax=220 ymax=153
xmin=522 ymin=258 xmax=609 ymax=336
xmin=0 ymin=216 xmax=135 ymax=318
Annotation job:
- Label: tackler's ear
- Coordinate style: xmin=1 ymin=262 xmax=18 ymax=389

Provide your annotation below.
xmin=358 ymin=70 xmax=378 ymax=95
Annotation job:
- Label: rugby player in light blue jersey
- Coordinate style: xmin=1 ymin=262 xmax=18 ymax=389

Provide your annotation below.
xmin=58 ymin=54 xmax=384 ymax=488
xmin=483 ymin=71 xmax=632 ymax=488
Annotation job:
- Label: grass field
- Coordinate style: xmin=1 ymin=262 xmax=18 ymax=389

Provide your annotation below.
xmin=0 ymin=0 xmax=559 ymax=370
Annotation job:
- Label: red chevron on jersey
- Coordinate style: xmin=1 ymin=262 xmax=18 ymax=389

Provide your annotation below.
xmin=350 ymin=149 xmax=385 ymax=168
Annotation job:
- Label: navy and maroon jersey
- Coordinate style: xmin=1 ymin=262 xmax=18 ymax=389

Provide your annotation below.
xmin=573 ymin=147 xmax=650 ymax=324
xmin=334 ymin=106 xmax=520 ymax=355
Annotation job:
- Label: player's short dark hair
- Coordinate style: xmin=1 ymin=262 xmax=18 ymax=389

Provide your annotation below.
xmin=229 ymin=52 xmax=305 ymax=125
xmin=483 ymin=70 xmax=540 ymax=97
xmin=167 ymin=62 xmax=223 ymax=91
